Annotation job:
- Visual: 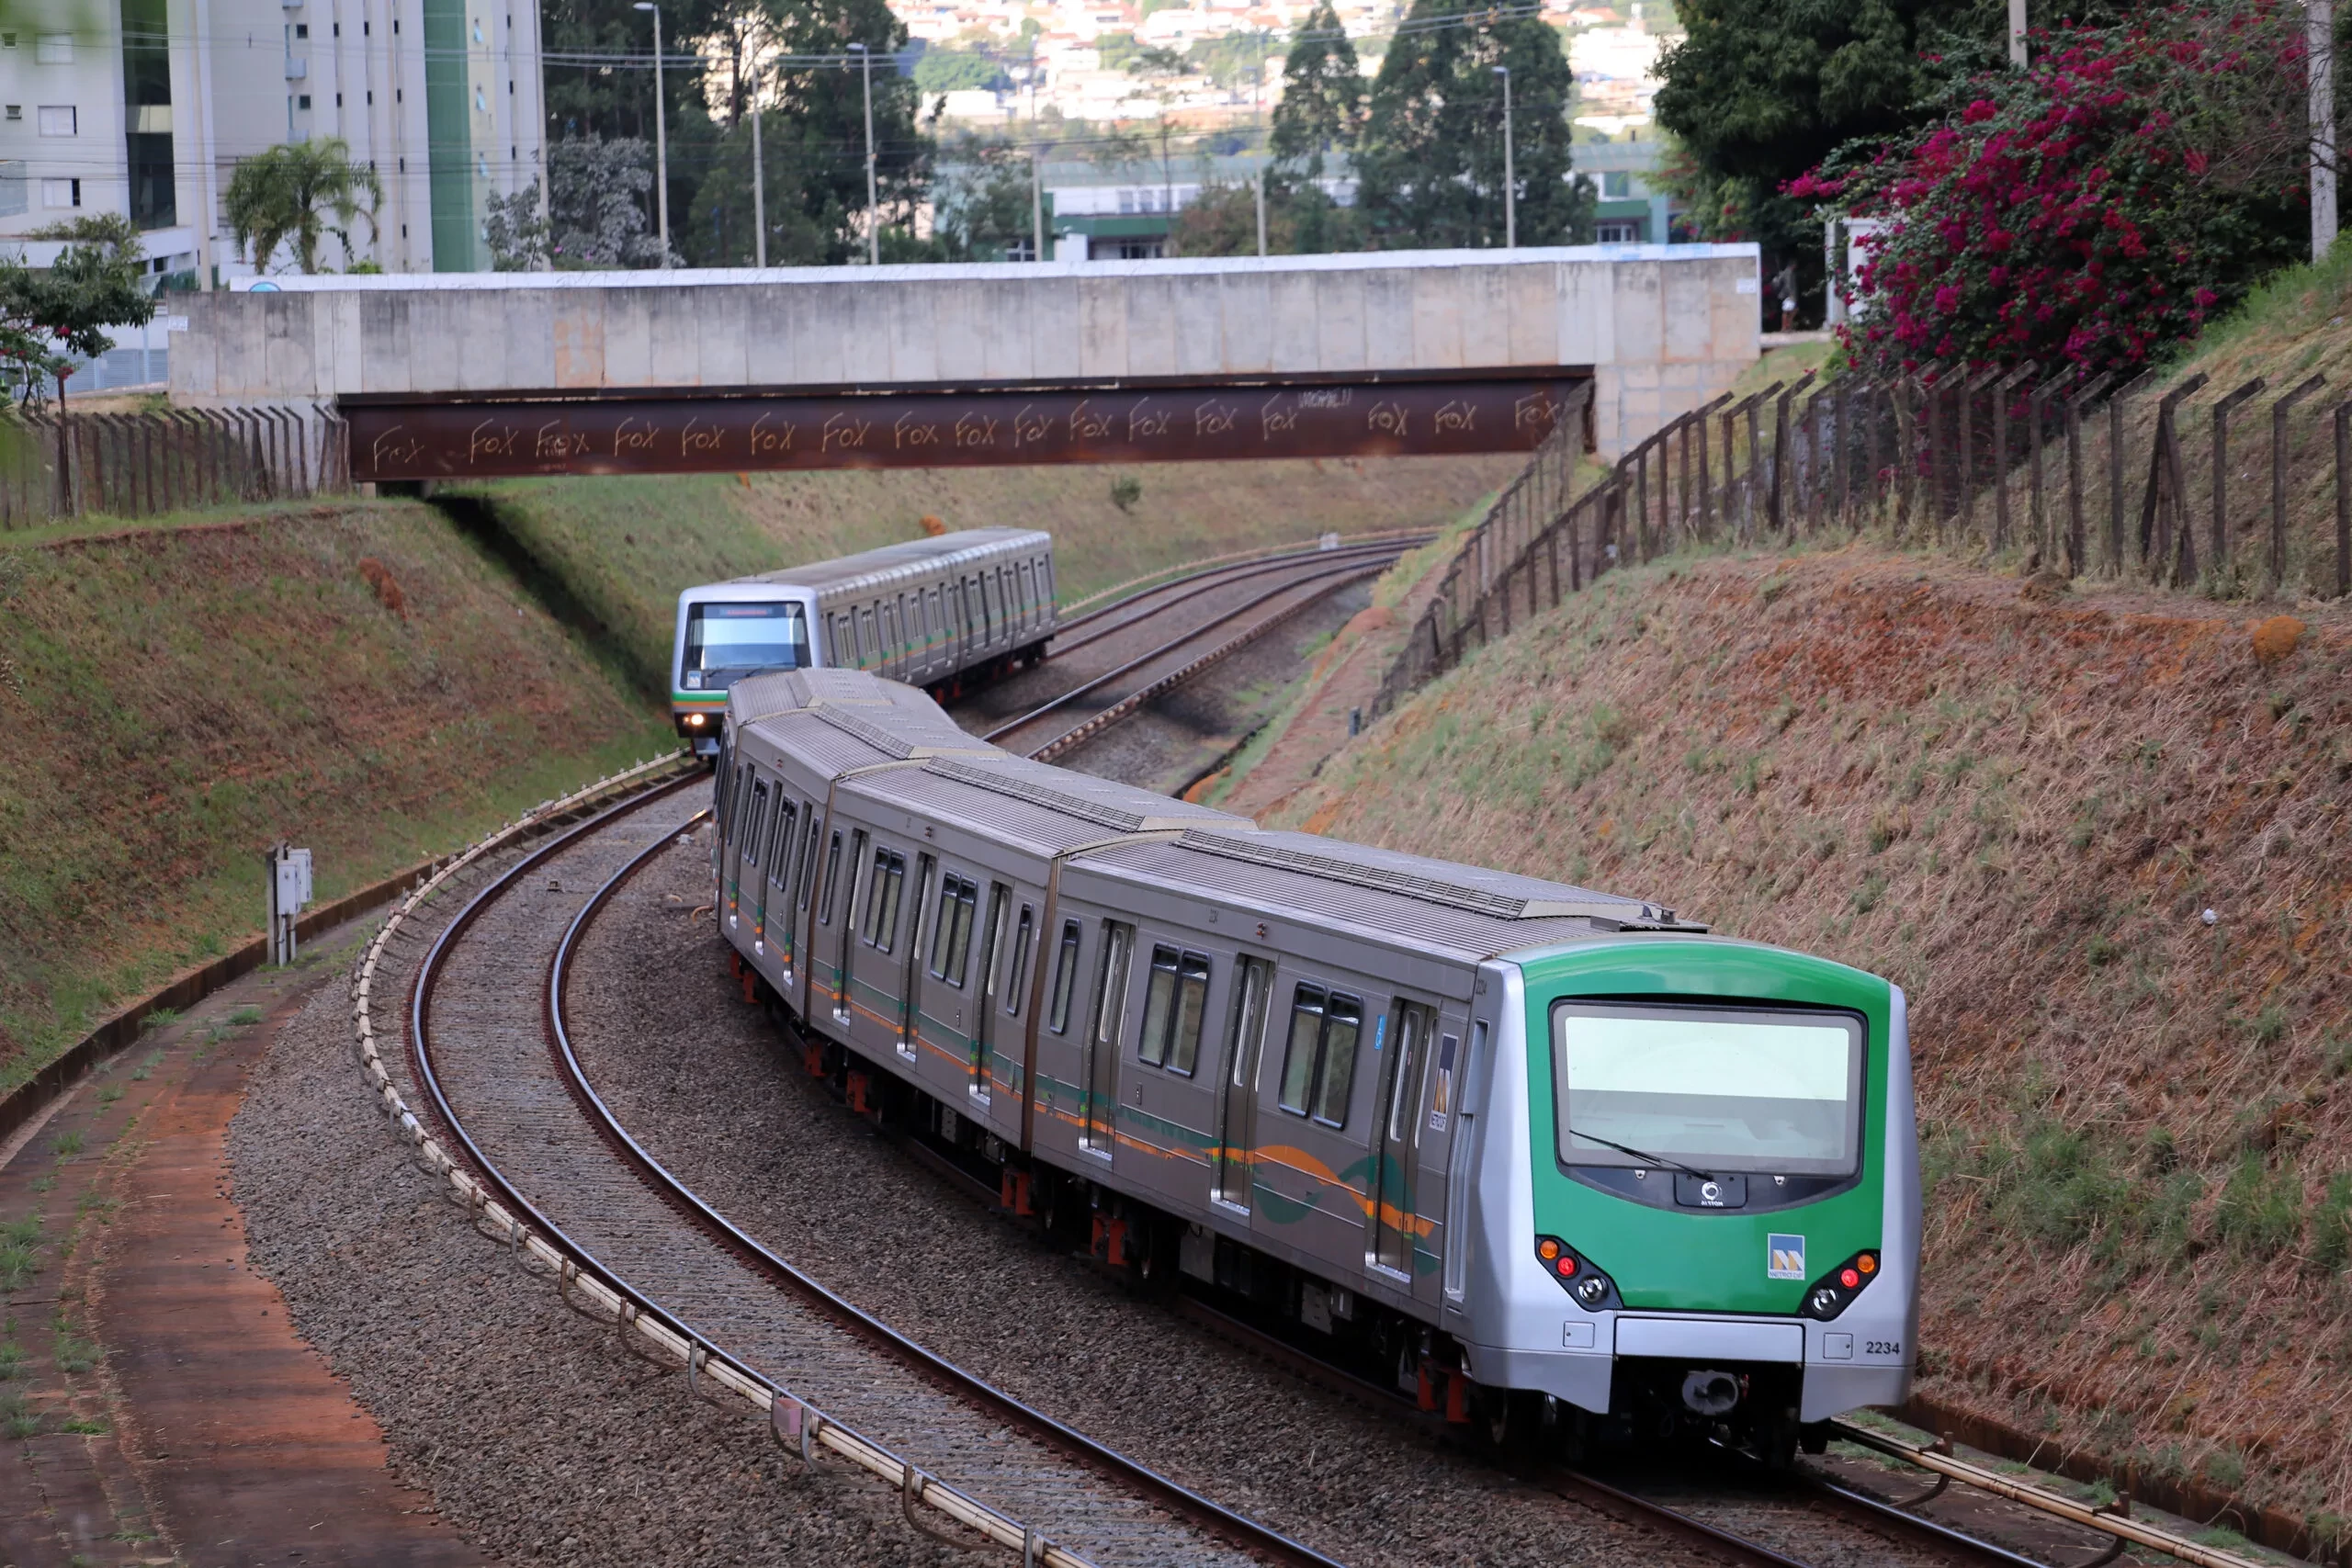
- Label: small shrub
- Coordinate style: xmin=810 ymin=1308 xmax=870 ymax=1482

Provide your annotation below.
xmin=2086 ymin=934 xmax=2122 ymax=968
xmin=1997 ymin=1118 xmax=2127 ymax=1249
xmin=2215 ymin=1151 xmax=2301 ymax=1257
xmin=1851 ymin=872 xmax=1886 ymax=915
xmin=0 ymin=1391 xmax=37 ymax=1439
xmin=96 ymin=1086 xmax=121 ymax=1106
xmin=2312 ymin=1174 xmax=2352 ymax=1272
xmin=227 ymin=1005 xmax=264 ymax=1027
xmin=140 ymin=1008 xmax=178 ymax=1032
xmin=51 ymin=1131 xmax=82 ymax=1160
xmin=53 ymin=1333 xmax=98 ymax=1375
xmin=0 ymin=1241 xmax=38 ymax=1293
xmin=0 ymin=1340 xmax=24 ymax=1380
xmin=1108 ymin=475 xmax=1143 ymax=513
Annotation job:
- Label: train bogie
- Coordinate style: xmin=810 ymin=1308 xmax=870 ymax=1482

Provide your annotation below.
xmin=712 ymin=668 xmax=1921 ymax=1461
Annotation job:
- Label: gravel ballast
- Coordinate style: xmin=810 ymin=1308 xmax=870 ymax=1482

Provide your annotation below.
xmin=229 ymin=886 xmax=964 ymax=1566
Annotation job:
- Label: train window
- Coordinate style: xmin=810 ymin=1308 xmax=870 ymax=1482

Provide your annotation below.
xmin=1138 ymin=946 xmax=1210 ymax=1075
xmin=1277 ymin=986 xmax=1326 ymax=1115
xmin=743 ymin=780 xmax=769 ymax=866
xmin=1084 ymin=921 xmax=1135 ymax=1153
xmin=684 ymin=601 xmax=809 ymax=682
xmin=1312 ymin=996 xmax=1363 ymax=1128
xmin=819 ymin=830 xmax=844 ymax=925
xmin=862 ymin=848 xmax=907 ymax=953
xmin=929 ymin=874 xmax=978 ymax=987
xmin=799 ymin=813 xmax=826 ymax=910
xmin=881 ymin=600 xmax=899 ymax=668
xmin=1276 ymin=985 xmax=1363 ymax=1128
xmin=1005 ymin=906 xmax=1033 ymax=1017
xmin=1047 ymin=919 xmax=1081 ymax=1033
xmin=859 ymin=608 xmax=880 ymax=668
xmin=767 ymin=802 xmax=797 ymax=893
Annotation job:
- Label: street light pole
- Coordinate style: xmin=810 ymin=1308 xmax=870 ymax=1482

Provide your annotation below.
xmin=2314 ymin=0 xmax=2338 ymax=261
xmin=752 ymin=79 xmax=765 ymax=268
xmin=852 ymin=41 xmax=878 ymax=265
xmin=634 ymin=2 xmax=670 ymax=265
xmin=1494 ymin=65 xmax=1515 ymax=249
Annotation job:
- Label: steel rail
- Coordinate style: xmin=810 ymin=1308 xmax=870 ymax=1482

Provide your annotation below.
xmin=1046 ymin=537 xmax=1423 ymax=658
xmin=1160 ymin=1295 xmax=1829 ymax=1568
xmin=1055 ymin=531 xmax=1430 ymax=625
xmin=356 ymin=769 xmax=1102 ymax=1567
xmin=986 ymin=558 xmax=1385 ymax=753
xmin=546 ymin=807 xmax=1351 ymax=1568
xmin=1828 ymin=1421 xmax=2272 ymax=1568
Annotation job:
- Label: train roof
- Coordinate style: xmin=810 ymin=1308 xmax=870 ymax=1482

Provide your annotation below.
xmin=700 ymin=529 xmax=1052 ymax=596
xmin=726 ymin=667 xmax=1702 ymax=961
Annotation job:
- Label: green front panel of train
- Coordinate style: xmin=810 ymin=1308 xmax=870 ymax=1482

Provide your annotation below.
xmin=1519 ymin=941 xmax=1892 ymax=1316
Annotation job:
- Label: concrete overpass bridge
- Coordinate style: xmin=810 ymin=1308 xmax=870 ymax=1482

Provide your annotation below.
xmin=166 ymin=246 xmax=1761 ymax=484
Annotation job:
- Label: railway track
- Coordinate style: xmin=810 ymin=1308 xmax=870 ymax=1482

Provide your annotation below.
xmin=389 ymin=775 xmax=1331 ymax=1568
xmin=1046 ymin=536 xmax=1430 ymax=659
xmin=984 ymin=547 xmax=1403 ymax=761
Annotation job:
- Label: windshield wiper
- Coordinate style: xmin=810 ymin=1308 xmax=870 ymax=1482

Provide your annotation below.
xmin=1567 ymin=1127 xmax=1713 ymax=1182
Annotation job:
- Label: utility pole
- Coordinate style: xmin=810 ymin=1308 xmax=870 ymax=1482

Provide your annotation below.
xmin=1494 ymin=65 xmax=1515 ymax=249
xmin=634 ymin=2 xmax=670 ymax=265
xmin=2314 ymin=0 xmax=2339 ymax=261
xmin=1254 ymin=166 xmax=1267 ymax=256
xmin=1032 ymin=149 xmax=1045 ymax=262
xmin=853 ymin=42 xmax=878 ymax=265
xmin=2007 ymin=0 xmax=2027 ymax=65
xmin=752 ymin=85 xmax=766 ymax=268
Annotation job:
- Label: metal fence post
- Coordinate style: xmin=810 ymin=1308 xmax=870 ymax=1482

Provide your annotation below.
xmin=2211 ymin=377 xmax=2268 ymax=577
xmin=2270 ymin=373 xmax=2326 ymax=591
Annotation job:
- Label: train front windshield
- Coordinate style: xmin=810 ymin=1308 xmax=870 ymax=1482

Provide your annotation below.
xmin=1551 ymin=1002 xmax=1862 ymax=1178
xmin=684 ymin=602 xmax=811 ymax=689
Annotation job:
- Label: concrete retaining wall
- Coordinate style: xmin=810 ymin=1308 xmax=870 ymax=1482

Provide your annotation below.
xmin=172 ymin=246 xmax=1762 ymax=457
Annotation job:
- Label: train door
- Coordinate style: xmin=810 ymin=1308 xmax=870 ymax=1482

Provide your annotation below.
xmin=829 ymin=829 xmax=864 ymax=1026
xmin=969 ymin=883 xmax=1010 ymax=1100
xmin=1081 ymin=920 xmax=1135 ymax=1162
xmin=741 ymin=778 xmax=771 ymax=945
xmin=858 ymin=606 xmax=881 ymax=671
xmin=763 ymin=801 xmax=797 ymax=971
xmin=1212 ymin=955 xmax=1276 ymax=1211
xmin=1439 ymin=1020 xmax=1482 ymax=1304
xmin=899 ymin=852 xmax=933 ymax=1055
xmin=724 ymin=762 xmax=754 ymax=930
xmin=1369 ymin=998 xmax=1436 ymax=1278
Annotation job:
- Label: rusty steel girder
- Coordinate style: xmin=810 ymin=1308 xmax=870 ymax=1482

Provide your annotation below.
xmin=339 ymin=368 xmax=1589 ymax=481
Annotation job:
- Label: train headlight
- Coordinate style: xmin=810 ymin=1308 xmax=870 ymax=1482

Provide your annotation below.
xmin=685 ymin=713 xmax=707 ymax=728
xmin=1534 ymin=1235 xmax=1618 ymax=1311
xmin=1800 ymin=1249 xmax=1882 ymax=1320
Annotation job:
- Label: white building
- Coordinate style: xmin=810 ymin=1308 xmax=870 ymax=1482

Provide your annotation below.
xmin=0 ymin=0 xmax=546 ymax=289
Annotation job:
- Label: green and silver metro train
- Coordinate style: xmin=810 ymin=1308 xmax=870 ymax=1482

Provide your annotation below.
xmin=670 ymin=528 xmax=1055 ymax=755
xmin=709 ymin=667 xmax=1918 ymax=1461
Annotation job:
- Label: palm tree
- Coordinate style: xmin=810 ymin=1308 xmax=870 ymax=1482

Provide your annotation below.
xmin=223 ymin=139 xmax=383 ymax=274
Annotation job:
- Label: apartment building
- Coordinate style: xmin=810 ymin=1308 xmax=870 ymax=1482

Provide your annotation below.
xmin=0 ymin=0 xmax=547 ymax=281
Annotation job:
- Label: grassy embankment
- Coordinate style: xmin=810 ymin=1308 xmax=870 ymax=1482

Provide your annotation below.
xmin=1261 ymin=545 xmax=2349 ymax=1534
xmin=0 ymin=501 xmax=673 ymax=1094
xmin=447 ymin=456 xmax=1524 ymax=692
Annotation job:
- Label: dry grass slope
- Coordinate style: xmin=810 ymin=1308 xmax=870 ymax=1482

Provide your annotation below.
xmin=1271 ymin=545 xmax=2352 ymax=1541
xmin=456 ymin=455 xmax=1527 ymax=690
xmin=0 ymin=501 xmax=672 ymax=1092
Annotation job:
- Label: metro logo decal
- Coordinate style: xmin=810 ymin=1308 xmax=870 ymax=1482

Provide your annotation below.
xmin=1768 ymin=1234 xmax=1807 ymax=1280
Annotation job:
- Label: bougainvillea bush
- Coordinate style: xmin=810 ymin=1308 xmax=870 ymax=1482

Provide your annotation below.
xmin=1803 ymin=1 xmax=2312 ymax=380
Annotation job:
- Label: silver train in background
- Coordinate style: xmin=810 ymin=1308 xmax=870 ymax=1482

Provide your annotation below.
xmin=671 ymin=528 xmax=1055 ymax=754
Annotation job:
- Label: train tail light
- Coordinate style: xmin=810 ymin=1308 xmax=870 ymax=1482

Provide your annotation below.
xmin=1533 ymin=1235 xmax=1619 ymax=1312
xmin=1800 ymin=1249 xmax=1882 ymax=1320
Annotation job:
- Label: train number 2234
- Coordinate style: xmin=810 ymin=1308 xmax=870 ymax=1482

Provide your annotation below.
xmin=1866 ymin=1340 xmax=1903 ymax=1357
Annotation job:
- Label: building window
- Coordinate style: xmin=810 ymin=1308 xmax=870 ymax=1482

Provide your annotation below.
xmin=367 ymin=90 xmax=373 ymax=103
xmin=35 ymin=33 xmax=72 ymax=62
xmin=41 ymin=177 xmax=82 ymax=209
xmin=0 ymin=161 xmax=25 ymax=218
xmin=294 ymin=22 xmax=308 ymax=37
xmin=1 ymin=32 xmax=17 ymax=47
xmin=1600 ymin=171 xmax=1632 ymax=199
xmin=2 ymin=107 xmax=18 ymax=121
xmin=36 ymin=105 xmax=74 ymax=135
xmin=297 ymin=93 xmax=311 ymax=108
xmin=334 ymin=92 xmax=342 ymax=105
xmin=1596 ymin=219 xmax=1644 ymax=243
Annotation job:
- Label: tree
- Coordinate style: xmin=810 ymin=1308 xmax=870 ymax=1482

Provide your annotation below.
xmin=913 ymin=49 xmax=1005 ymax=94
xmin=488 ymin=136 xmax=678 ymax=268
xmin=0 ymin=215 xmax=155 ymax=410
xmin=1268 ymin=0 xmax=1363 ymax=181
xmin=1354 ymin=0 xmax=1591 ymax=248
xmin=222 ymin=138 xmax=383 ymax=274
xmin=1169 ymin=180 xmax=1301 ymax=255
xmin=1825 ymin=4 xmax=2309 ymax=381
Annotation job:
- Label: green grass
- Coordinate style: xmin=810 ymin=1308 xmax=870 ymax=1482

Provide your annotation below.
xmin=225 ymin=1005 xmax=264 ymax=1027
xmin=0 ymin=1242 xmax=36 ymax=1293
xmin=0 ymin=1390 xmax=38 ymax=1438
xmin=50 ymin=1131 xmax=81 ymax=1160
xmin=0 ymin=500 xmax=676 ymax=1097
xmin=51 ymin=1331 xmax=97 ymax=1375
